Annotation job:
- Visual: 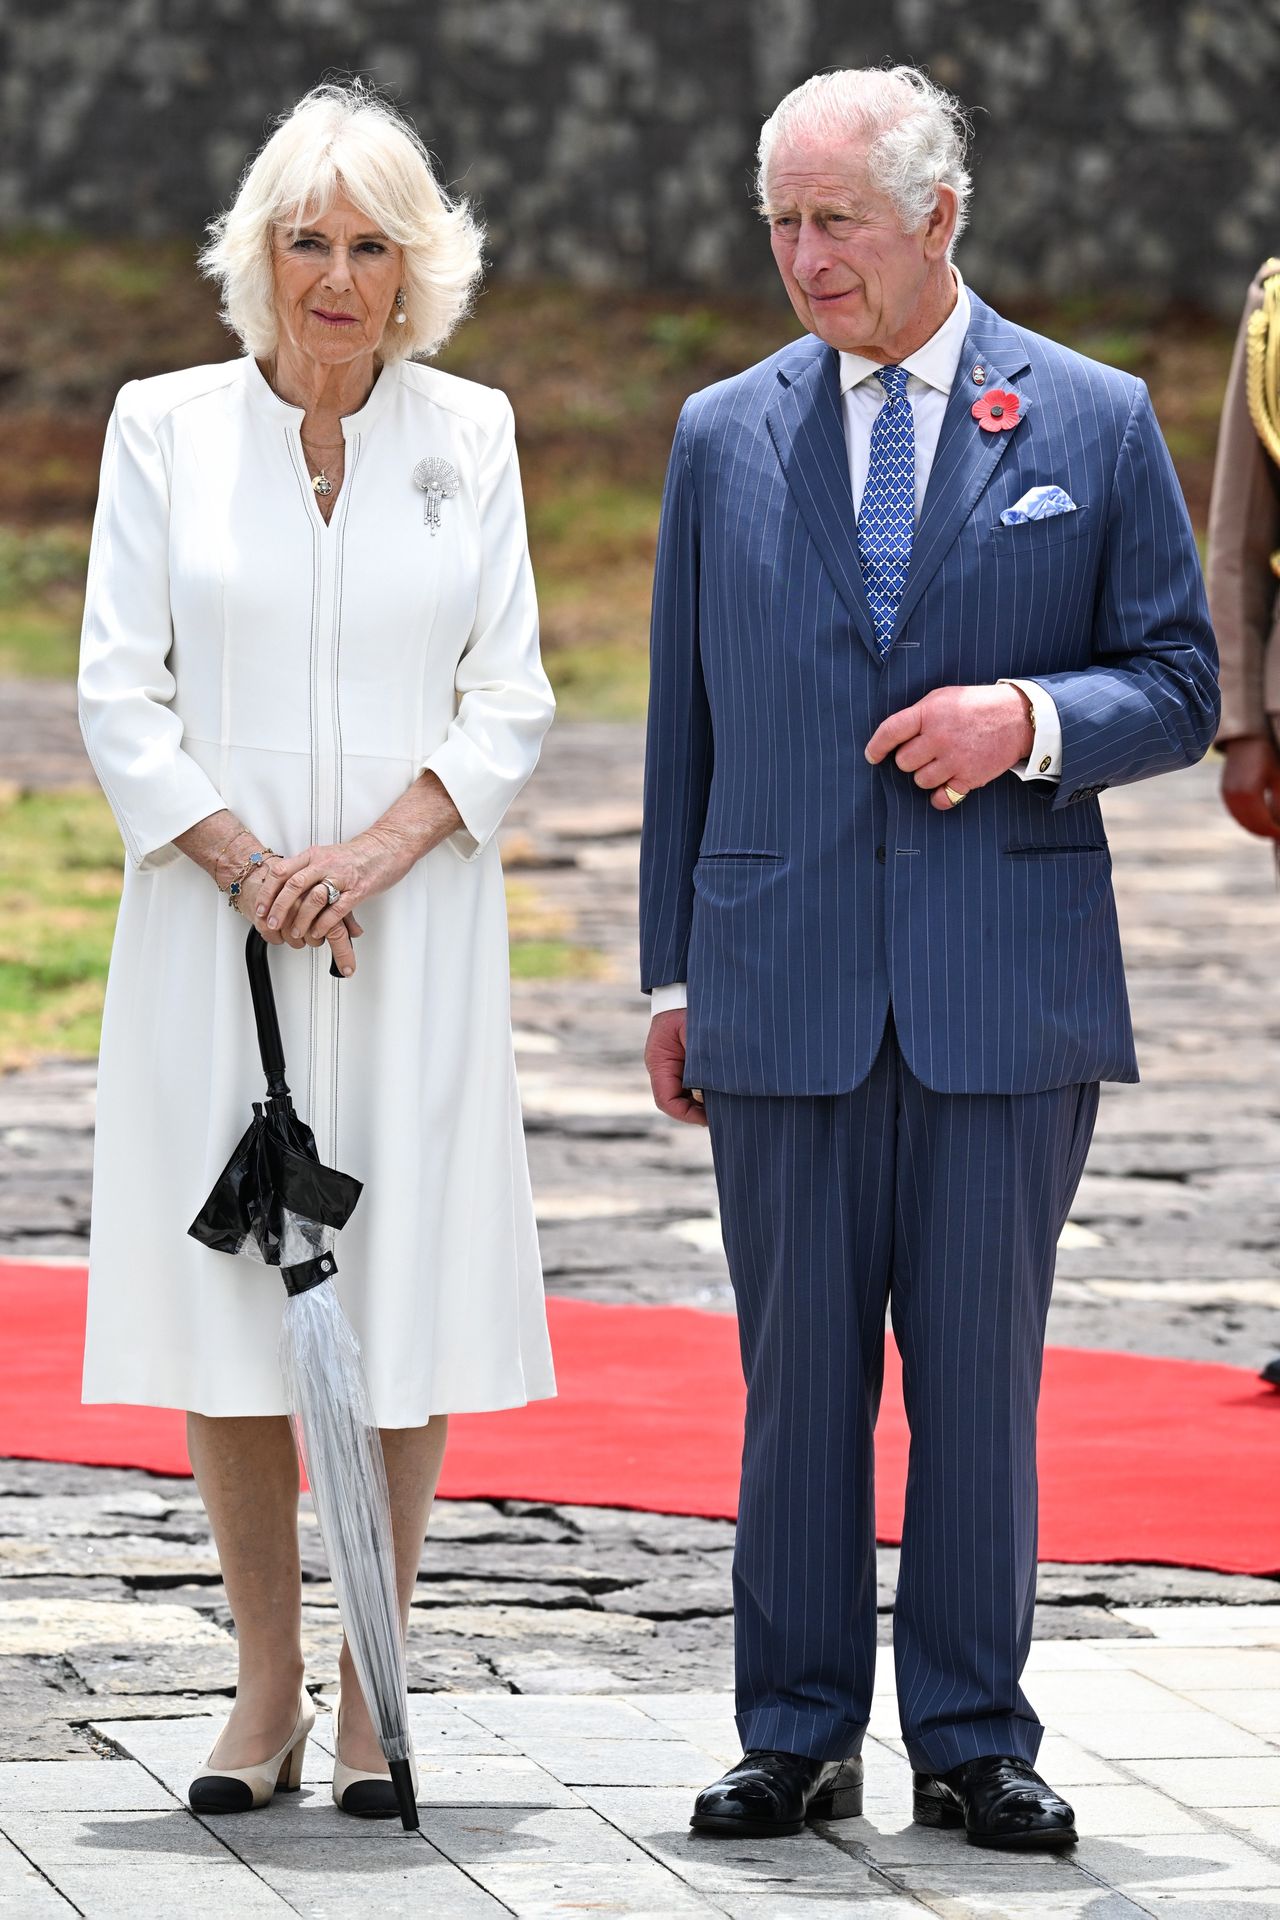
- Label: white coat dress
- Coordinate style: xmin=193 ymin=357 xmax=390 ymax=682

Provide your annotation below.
xmin=77 ymin=354 xmax=557 ymax=1422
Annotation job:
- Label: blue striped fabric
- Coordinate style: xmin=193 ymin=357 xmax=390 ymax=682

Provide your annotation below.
xmin=639 ymin=290 xmax=1220 ymax=1098
xmin=705 ymin=1023 xmax=1099 ymax=1770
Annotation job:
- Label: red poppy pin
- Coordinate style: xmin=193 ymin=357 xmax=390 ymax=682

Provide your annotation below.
xmin=971 ymin=387 xmax=1024 ymax=433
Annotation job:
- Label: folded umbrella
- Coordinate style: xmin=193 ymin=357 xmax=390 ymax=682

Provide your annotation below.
xmin=189 ymin=927 xmax=418 ymax=1830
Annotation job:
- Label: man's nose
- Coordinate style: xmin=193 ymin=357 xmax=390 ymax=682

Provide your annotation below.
xmin=793 ymin=219 xmax=835 ymax=283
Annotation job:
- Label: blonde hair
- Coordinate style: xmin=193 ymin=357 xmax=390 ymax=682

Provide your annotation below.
xmin=199 ymin=79 xmax=485 ymax=360
xmin=758 ymin=66 xmax=973 ymax=248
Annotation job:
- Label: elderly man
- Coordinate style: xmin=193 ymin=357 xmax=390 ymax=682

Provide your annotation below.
xmin=640 ymin=66 xmax=1217 ymax=1852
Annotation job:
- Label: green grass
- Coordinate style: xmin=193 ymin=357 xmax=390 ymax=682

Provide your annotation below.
xmin=504 ymin=876 xmax=607 ymax=979
xmin=544 ymin=638 xmax=651 ymax=721
xmin=509 ymin=939 xmax=606 ymax=980
xmin=0 ymin=787 xmax=124 ymax=1069
xmin=0 ymin=604 xmax=82 ymax=677
xmin=527 ymin=480 xmax=659 ymax=558
xmin=0 ymin=525 xmax=90 ymax=600
xmin=0 ymin=525 xmax=90 ymax=677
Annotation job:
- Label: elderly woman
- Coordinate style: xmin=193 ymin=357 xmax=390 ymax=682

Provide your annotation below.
xmin=77 ymin=81 xmax=555 ymax=1815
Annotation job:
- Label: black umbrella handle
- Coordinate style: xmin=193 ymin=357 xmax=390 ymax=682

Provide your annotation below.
xmin=244 ymin=928 xmax=288 ymax=1092
xmin=243 ymin=932 xmax=345 ymax=1087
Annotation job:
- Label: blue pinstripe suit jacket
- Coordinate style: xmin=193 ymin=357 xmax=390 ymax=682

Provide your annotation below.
xmin=639 ymin=291 xmax=1220 ymax=1097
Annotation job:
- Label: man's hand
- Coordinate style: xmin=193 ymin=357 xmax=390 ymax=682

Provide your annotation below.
xmin=645 ymin=1008 xmax=708 ymax=1127
xmin=1221 ymin=735 xmax=1280 ymax=840
xmin=865 ymin=684 xmax=1034 ymax=808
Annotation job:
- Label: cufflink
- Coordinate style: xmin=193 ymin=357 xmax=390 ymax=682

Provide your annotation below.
xmin=1039 ymin=755 xmax=1053 ymax=774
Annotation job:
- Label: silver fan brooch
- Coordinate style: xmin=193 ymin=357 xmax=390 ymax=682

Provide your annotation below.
xmin=412 ymin=456 xmax=460 ymax=535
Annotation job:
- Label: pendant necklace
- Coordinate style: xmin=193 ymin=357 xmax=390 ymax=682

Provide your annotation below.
xmin=303 ymin=440 xmax=342 ymax=499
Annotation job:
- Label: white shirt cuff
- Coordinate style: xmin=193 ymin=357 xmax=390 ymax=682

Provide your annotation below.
xmin=650 ymin=982 xmax=688 ymax=1017
xmin=1001 ymin=678 xmax=1063 ymax=782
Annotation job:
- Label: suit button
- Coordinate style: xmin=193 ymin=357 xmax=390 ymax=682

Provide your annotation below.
xmin=875 ymin=845 xmax=886 ymax=864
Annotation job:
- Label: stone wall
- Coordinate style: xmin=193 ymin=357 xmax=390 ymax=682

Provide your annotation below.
xmin=2 ymin=0 xmax=1278 ymax=315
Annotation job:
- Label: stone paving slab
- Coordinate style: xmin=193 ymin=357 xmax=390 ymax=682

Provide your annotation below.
xmin=0 ymin=1828 xmax=77 ymax=1915
xmin=246 ymin=1844 xmax=509 ymax=1920
xmin=0 ymin=1617 xmax=1272 ymax=1916
xmin=1 ymin=1810 xmax=298 ymax=1917
xmin=416 ymin=1807 xmax=718 ymax=1916
xmin=1187 ymin=1694 xmax=1280 ymax=1739
xmin=1074 ymin=1832 xmax=1280 ymax=1893
xmin=1048 ymin=1712 xmax=1276 ymax=1762
xmin=884 ymin=1876 xmax=1148 ymax=1919
xmin=0 ymin=1760 xmax=174 ymax=1812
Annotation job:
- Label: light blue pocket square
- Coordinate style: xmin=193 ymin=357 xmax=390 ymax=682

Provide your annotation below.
xmin=1001 ymin=485 xmax=1078 ymax=525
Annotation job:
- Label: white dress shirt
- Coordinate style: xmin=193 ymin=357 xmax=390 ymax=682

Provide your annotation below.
xmin=650 ymin=271 xmax=1061 ymax=1018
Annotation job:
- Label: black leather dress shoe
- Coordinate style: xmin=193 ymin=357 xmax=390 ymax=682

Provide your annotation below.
xmin=690 ymin=1749 xmax=864 ymax=1837
xmin=1262 ymin=1356 xmax=1280 ymax=1389
xmin=913 ymin=1756 xmax=1077 ymax=1850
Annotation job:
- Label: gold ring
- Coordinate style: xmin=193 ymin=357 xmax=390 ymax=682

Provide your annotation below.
xmin=944 ymin=785 xmax=967 ymax=807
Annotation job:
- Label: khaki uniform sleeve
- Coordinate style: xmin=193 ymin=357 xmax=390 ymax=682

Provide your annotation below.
xmin=1205 ymin=264 xmax=1280 ymax=742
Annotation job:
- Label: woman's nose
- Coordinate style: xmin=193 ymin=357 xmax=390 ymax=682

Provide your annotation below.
xmin=322 ymin=248 xmax=354 ymax=289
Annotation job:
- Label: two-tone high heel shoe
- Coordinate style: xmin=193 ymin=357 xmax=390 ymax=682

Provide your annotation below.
xmin=331 ymin=1688 xmax=419 ymax=1819
xmin=188 ymin=1688 xmax=316 ymax=1814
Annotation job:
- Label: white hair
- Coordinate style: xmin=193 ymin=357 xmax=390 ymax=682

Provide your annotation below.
xmin=757 ymin=66 xmax=973 ymax=247
xmin=199 ymin=80 xmax=484 ymax=361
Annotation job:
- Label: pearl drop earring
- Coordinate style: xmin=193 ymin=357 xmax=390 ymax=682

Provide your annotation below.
xmin=394 ymin=288 xmax=407 ymax=326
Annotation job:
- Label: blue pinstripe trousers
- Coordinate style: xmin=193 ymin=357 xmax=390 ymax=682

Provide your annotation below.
xmin=704 ymin=1019 xmax=1099 ymax=1774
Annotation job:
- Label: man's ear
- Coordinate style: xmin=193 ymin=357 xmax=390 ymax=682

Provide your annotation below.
xmin=923 ymin=184 xmax=958 ymax=262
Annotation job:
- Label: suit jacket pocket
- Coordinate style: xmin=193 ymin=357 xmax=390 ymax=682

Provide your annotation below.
xmin=692 ymin=851 xmax=786 ymax=913
xmin=989 ymin=505 xmax=1091 ymax=547
xmin=1005 ymin=843 xmax=1108 ymax=858
xmin=696 ymin=849 xmax=782 ymax=862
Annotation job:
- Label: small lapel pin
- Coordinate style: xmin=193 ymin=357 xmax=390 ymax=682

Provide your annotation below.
xmin=412 ymin=457 xmax=460 ymax=535
xmin=971 ymin=364 xmax=987 ymax=385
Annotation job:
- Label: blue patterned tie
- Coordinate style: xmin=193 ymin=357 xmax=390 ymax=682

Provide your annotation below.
xmin=857 ymin=365 xmax=915 ymax=657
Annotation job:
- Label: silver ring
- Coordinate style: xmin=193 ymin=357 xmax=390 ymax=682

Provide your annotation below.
xmin=323 ymin=879 xmax=341 ymax=907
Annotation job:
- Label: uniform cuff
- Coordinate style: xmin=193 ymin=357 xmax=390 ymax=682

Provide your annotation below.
xmin=650 ymin=982 xmax=688 ymax=1017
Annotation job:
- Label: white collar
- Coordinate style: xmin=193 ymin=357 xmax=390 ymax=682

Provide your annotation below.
xmin=838 ymin=268 xmax=971 ymax=397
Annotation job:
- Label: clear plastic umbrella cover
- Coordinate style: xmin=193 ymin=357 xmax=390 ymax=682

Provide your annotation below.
xmin=280 ymin=1279 xmax=414 ymax=1812
xmin=189 ymin=929 xmax=418 ymax=1829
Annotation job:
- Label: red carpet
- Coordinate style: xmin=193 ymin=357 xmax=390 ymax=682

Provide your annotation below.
xmin=2 ymin=1259 xmax=1276 ymax=1574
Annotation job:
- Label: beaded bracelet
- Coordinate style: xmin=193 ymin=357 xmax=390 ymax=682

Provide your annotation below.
xmin=225 ymin=847 xmax=281 ymax=911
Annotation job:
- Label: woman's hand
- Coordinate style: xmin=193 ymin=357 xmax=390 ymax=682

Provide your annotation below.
xmin=244 ymin=773 xmax=462 ymax=972
xmin=249 ymin=828 xmax=411 ymax=966
xmin=237 ymin=853 xmax=365 ymax=975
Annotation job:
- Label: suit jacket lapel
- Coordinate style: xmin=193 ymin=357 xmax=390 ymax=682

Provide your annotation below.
xmin=890 ymin=304 xmax=1032 ymax=642
xmin=766 ymin=344 xmax=880 ymax=660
